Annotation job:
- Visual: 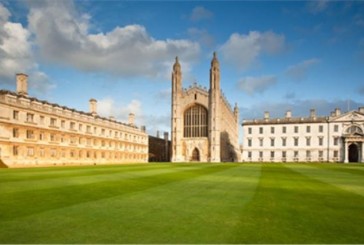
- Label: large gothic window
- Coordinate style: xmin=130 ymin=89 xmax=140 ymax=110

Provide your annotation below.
xmin=184 ymin=104 xmax=208 ymax=137
xmin=346 ymin=125 xmax=363 ymax=134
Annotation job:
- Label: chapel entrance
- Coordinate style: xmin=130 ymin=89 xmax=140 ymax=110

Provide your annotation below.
xmin=349 ymin=144 xmax=359 ymax=162
xmin=191 ymin=148 xmax=200 ymax=161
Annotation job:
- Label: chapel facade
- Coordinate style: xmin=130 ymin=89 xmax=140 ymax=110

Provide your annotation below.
xmin=171 ymin=52 xmax=240 ymax=162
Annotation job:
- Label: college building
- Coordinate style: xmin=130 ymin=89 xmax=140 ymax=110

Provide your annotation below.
xmin=171 ymin=52 xmax=240 ymax=162
xmin=241 ymin=108 xmax=364 ymax=163
xmin=148 ymin=131 xmax=171 ymax=162
xmin=0 ymin=74 xmax=148 ymax=167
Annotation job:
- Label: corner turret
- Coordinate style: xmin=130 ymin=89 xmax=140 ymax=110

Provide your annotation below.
xmin=209 ymin=52 xmax=221 ymax=162
xmin=210 ymin=52 xmax=220 ymax=91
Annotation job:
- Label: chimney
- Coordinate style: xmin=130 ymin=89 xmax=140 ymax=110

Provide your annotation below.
xmin=140 ymin=126 xmax=146 ymax=133
xmin=264 ymin=111 xmax=270 ymax=120
xmin=359 ymin=107 xmax=364 ymax=113
xmin=156 ymin=130 xmax=160 ymax=138
xmin=310 ymin=109 xmax=316 ymax=119
xmin=335 ymin=108 xmax=341 ymax=116
xmin=285 ymin=110 xmax=292 ymax=119
xmin=164 ymin=132 xmax=169 ymax=141
xmin=16 ymin=73 xmax=28 ymax=96
xmin=128 ymin=113 xmax=135 ymax=126
xmin=89 ymin=99 xmax=97 ymax=116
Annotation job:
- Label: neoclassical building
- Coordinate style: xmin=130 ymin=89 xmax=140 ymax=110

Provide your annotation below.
xmin=171 ymin=52 xmax=240 ymax=162
xmin=241 ymin=108 xmax=364 ymax=163
xmin=0 ymin=74 xmax=148 ymax=167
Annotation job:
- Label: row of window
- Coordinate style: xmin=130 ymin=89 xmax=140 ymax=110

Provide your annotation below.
xmin=13 ymin=146 xmax=147 ymax=160
xmin=247 ymin=136 xmax=340 ymax=147
xmin=13 ymin=110 xmax=145 ymax=142
xmin=15 ymin=128 xmax=146 ymax=152
xmin=247 ymin=150 xmax=339 ymax=158
xmin=183 ymin=105 xmax=208 ymax=137
xmin=247 ymin=124 xmax=340 ymax=135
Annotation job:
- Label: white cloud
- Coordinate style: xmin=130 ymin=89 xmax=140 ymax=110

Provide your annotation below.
xmin=237 ymin=75 xmax=277 ymax=95
xmin=97 ymin=97 xmax=115 ymax=118
xmin=97 ymin=96 xmax=170 ymax=134
xmin=220 ymin=31 xmax=285 ymax=71
xmin=0 ymin=3 xmax=11 ymax=22
xmin=97 ymin=97 xmax=143 ymax=124
xmin=285 ymin=58 xmax=320 ymax=81
xmin=189 ymin=6 xmax=213 ymax=22
xmin=27 ymin=0 xmax=200 ymax=79
xmin=0 ymin=4 xmax=32 ymax=80
xmin=0 ymin=3 xmax=54 ymax=94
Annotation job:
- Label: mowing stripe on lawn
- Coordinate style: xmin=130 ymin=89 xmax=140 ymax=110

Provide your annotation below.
xmin=0 ymin=163 xmax=206 ymax=194
xmin=0 ymin=163 xmax=181 ymax=183
xmin=230 ymin=164 xmax=364 ymax=244
xmin=0 ymin=163 xmax=233 ymax=222
xmin=0 ymin=164 xmax=262 ymax=244
xmin=285 ymin=164 xmax=364 ymax=197
xmin=309 ymin=163 xmax=364 ymax=176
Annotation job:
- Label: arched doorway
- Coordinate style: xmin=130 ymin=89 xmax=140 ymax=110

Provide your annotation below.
xmin=349 ymin=144 xmax=359 ymax=162
xmin=191 ymin=148 xmax=200 ymax=161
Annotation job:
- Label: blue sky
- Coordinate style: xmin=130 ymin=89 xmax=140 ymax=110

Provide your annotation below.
xmin=1 ymin=0 xmax=364 ymax=138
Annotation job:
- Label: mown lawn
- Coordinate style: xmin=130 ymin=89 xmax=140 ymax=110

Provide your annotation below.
xmin=0 ymin=163 xmax=364 ymax=243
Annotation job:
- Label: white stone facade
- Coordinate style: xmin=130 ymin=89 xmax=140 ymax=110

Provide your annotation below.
xmin=242 ymin=108 xmax=364 ymax=163
xmin=171 ymin=53 xmax=240 ymax=162
xmin=0 ymin=74 xmax=148 ymax=168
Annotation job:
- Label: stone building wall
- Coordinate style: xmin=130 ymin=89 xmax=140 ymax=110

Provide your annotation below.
xmin=0 ymin=74 xmax=148 ymax=168
xmin=242 ymin=108 xmax=364 ymax=163
xmin=148 ymin=132 xmax=171 ymax=162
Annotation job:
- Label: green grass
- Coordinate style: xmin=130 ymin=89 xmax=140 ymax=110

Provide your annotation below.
xmin=0 ymin=163 xmax=364 ymax=243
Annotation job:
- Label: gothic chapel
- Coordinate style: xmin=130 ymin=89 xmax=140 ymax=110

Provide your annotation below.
xmin=171 ymin=52 xmax=240 ymax=162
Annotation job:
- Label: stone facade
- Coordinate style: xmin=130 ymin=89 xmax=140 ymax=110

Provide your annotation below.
xmin=0 ymin=74 xmax=148 ymax=168
xmin=171 ymin=53 xmax=240 ymax=162
xmin=242 ymin=108 xmax=364 ymax=163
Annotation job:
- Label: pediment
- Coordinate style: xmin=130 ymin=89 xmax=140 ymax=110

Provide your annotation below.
xmin=330 ymin=111 xmax=364 ymax=122
xmin=185 ymin=86 xmax=208 ymax=93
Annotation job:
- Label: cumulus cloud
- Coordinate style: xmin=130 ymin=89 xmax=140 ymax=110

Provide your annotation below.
xmin=0 ymin=3 xmax=32 ymax=79
xmin=220 ymin=31 xmax=285 ymax=71
xmin=0 ymin=3 xmax=54 ymax=93
xmin=97 ymin=96 xmax=169 ymax=134
xmin=27 ymin=0 xmax=200 ymax=79
xmin=189 ymin=6 xmax=213 ymax=22
xmin=0 ymin=3 xmax=11 ymax=22
xmin=97 ymin=98 xmax=142 ymax=122
xmin=237 ymin=75 xmax=277 ymax=95
xmin=285 ymin=58 xmax=320 ymax=81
